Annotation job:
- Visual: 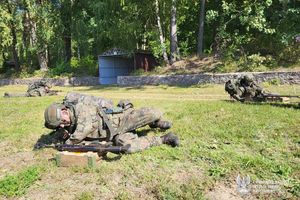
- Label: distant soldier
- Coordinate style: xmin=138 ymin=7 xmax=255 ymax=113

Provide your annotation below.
xmin=4 ymin=80 xmax=59 ymax=98
xmin=225 ymin=75 xmax=300 ymax=103
xmin=225 ymin=75 xmax=263 ymax=102
xmin=43 ymin=93 xmax=179 ymax=153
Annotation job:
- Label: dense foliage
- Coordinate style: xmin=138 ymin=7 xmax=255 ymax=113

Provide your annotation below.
xmin=0 ymin=0 xmax=299 ymax=76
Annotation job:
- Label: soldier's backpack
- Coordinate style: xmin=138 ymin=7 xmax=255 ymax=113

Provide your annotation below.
xmin=63 ymin=92 xmax=114 ymax=109
xmin=27 ymin=80 xmax=46 ymax=91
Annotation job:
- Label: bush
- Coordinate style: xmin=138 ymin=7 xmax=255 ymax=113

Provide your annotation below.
xmin=130 ymin=69 xmax=146 ymax=76
xmin=48 ymin=61 xmax=72 ymax=77
xmin=220 ymin=54 xmax=279 ymax=72
xmin=278 ymin=45 xmax=300 ymax=66
xmin=241 ymin=54 xmax=269 ymax=72
xmin=70 ymin=56 xmax=98 ymax=76
xmin=217 ymin=60 xmax=239 ymax=73
xmin=47 ymin=56 xmax=98 ymax=77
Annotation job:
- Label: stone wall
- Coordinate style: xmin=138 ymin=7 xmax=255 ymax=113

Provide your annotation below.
xmin=1 ymin=72 xmax=299 ymax=87
xmin=118 ymin=71 xmax=300 ymax=86
xmin=0 ymin=77 xmax=99 ymax=86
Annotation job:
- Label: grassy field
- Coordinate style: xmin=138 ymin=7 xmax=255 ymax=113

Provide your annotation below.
xmin=0 ymin=84 xmax=299 ymax=200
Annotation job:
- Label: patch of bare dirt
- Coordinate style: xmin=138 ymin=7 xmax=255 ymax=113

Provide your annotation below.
xmin=205 ymin=181 xmax=255 ymax=200
xmin=17 ymin=157 xmax=151 ymax=200
xmin=167 ymin=161 xmax=203 ymax=184
xmin=158 ymin=56 xmax=300 ymax=74
xmin=19 ymin=166 xmax=159 ymax=200
xmin=0 ymin=151 xmax=37 ymax=179
xmin=0 ymin=141 xmax=18 ymax=157
xmin=19 ymin=168 xmax=112 ymax=200
xmin=0 ymin=139 xmax=46 ymax=179
xmin=159 ymin=56 xmax=222 ymax=74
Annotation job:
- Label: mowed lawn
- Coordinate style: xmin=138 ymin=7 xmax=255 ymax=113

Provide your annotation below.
xmin=0 ymin=84 xmax=299 ymax=200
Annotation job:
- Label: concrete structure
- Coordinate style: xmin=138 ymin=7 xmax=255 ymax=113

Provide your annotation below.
xmin=98 ymin=48 xmax=134 ymax=85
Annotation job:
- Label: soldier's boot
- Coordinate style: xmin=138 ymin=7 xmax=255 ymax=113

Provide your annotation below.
xmin=149 ymin=120 xmax=172 ymax=130
xmin=161 ymin=132 xmax=179 ymax=147
xmin=3 ymin=92 xmax=9 ymax=97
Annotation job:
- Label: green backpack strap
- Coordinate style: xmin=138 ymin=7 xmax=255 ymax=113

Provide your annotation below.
xmin=97 ymin=107 xmax=115 ymax=142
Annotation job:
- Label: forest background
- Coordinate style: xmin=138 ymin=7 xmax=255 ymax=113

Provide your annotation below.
xmin=0 ymin=0 xmax=299 ymax=78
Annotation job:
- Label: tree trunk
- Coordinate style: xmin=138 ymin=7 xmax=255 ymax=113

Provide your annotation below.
xmin=28 ymin=10 xmax=48 ymax=71
xmin=170 ymin=0 xmax=179 ymax=64
xmin=197 ymin=0 xmax=206 ymax=57
xmin=155 ymin=0 xmax=169 ymax=65
xmin=11 ymin=25 xmax=21 ymax=70
xmin=22 ymin=10 xmax=31 ymax=63
xmin=61 ymin=0 xmax=72 ymax=63
xmin=6 ymin=1 xmax=20 ymax=70
xmin=37 ymin=48 xmax=48 ymax=71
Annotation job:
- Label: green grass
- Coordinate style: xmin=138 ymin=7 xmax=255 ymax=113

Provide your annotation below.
xmin=0 ymin=84 xmax=299 ymax=199
xmin=75 ymin=191 xmax=94 ymax=200
xmin=0 ymin=166 xmax=42 ymax=197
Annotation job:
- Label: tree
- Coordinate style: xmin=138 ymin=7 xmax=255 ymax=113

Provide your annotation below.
xmin=197 ymin=0 xmax=205 ymax=57
xmin=155 ymin=0 xmax=169 ymax=65
xmin=24 ymin=0 xmax=53 ymax=71
xmin=61 ymin=0 xmax=72 ymax=63
xmin=4 ymin=0 xmax=20 ymax=70
xmin=170 ymin=0 xmax=179 ymax=64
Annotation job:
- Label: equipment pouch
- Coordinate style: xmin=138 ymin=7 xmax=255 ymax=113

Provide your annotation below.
xmin=117 ymin=99 xmax=133 ymax=110
xmin=104 ymin=107 xmax=123 ymax=114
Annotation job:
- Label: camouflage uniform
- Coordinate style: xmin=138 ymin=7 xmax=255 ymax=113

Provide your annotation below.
xmin=54 ymin=93 xmax=167 ymax=153
xmin=4 ymin=80 xmax=56 ymax=97
xmin=225 ymin=79 xmax=245 ymax=101
xmin=238 ymin=76 xmax=263 ymax=100
xmin=225 ymin=75 xmax=263 ymax=102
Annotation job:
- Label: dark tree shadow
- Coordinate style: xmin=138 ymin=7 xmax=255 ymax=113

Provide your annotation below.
xmin=71 ymin=85 xmax=119 ymax=92
xmin=222 ymin=99 xmax=300 ymax=110
xmin=64 ymin=85 xmax=148 ymax=92
xmin=124 ymin=86 xmax=146 ymax=90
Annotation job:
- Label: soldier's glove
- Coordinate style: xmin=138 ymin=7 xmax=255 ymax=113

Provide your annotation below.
xmin=161 ymin=132 xmax=180 ymax=147
xmin=55 ymin=128 xmax=70 ymax=141
xmin=117 ymin=99 xmax=133 ymax=110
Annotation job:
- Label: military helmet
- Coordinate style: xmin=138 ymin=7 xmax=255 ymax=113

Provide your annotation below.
xmin=44 ymin=103 xmax=65 ymax=129
xmin=40 ymin=80 xmax=51 ymax=88
xmin=243 ymin=74 xmax=254 ymax=83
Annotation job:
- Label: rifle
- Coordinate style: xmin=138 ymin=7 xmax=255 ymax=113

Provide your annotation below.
xmin=46 ymin=90 xmax=62 ymax=96
xmin=35 ymin=143 xmax=130 ymax=156
xmin=262 ymin=93 xmax=300 ymax=98
xmin=255 ymin=92 xmax=300 ymax=102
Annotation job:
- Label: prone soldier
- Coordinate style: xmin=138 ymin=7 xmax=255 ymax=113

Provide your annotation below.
xmin=225 ymin=75 xmax=264 ymax=102
xmin=225 ymin=75 xmax=299 ymax=103
xmin=43 ymin=93 xmax=179 ymax=154
xmin=4 ymin=80 xmax=59 ymax=97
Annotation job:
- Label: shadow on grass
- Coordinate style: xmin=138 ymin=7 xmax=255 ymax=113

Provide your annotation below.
xmin=72 ymin=85 xmax=120 ymax=91
xmin=71 ymin=85 xmax=149 ymax=92
xmin=33 ymin=131 xmax=62 ymax=149
xmin=71 ymin=84 xmax=214 ymax=91
xmin=223 ymin=99 xmax=300 ymax=110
